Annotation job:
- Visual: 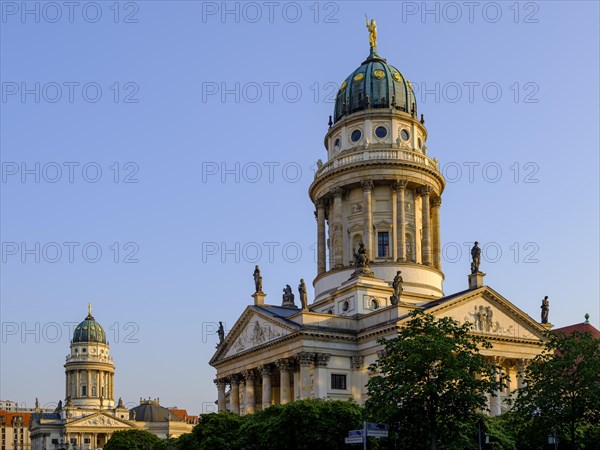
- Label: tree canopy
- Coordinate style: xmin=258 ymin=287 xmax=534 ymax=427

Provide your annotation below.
xmin=104 ymin=429 xmax=166 ymax=450
xmin=365 ymin=310 xmax=506 ymax=450
xmin=510 ymin=330 xmax=600 ymax=449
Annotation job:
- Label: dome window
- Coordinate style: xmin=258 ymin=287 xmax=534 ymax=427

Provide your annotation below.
xmin=401 ymin=129 xmax=410 ymax=141
xmin=373 ymin=69 xmax=385 ymax=79
xmin=334 ymin=138 xmax=341 ymax=149
xmin=375 ymin=126 xmax=387 ymax=138
xmin=351 ymin=130 xmax=362 ymax=142
xmin=353 ymin=72 xmax=365 ymax=83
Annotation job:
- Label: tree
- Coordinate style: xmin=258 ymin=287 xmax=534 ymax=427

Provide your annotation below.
xmin=104 ymin=429 xmax=166 ymax=450
xmin=365 ymin=310 xmax=506 ymax=450
xmin=510 ymin=330 xmax=600 ymax=449
xmin=190 ymin=412 xmax=244 ymax=450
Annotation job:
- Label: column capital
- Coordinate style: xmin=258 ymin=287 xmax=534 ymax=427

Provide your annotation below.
xmin=392 ymin=179 xmax=408 ymax=191
xmin=258 ymin=364 xmax=272 ymax=377
xmin=331 ymin=187 xmax=344 ymax=198
xmin=431 ymin=196 xmax=442 ymax=207
xmin=242 ymin=369 xmax=257 ymax=380
xmin=228 ymin=374 xmax=241 ymax=385
xmin=314 ymin=353 xmax=331 ymax=368
xmin=316 ymin=198 xmax=327 ymax=209
xmin=351 ymin=355 xmax=364 ymax=369
xmin=295 ymin=351 xmax=315 ymax=367
xmin=275 ymin=359 xmax=293 ymax=372
xmin=418 ymin=185 xmax=433 ymax=196
xmin=361 ymin=180 xmax=374 ymax=192
xmin=214 ymin=378 xmax=227 ymax=388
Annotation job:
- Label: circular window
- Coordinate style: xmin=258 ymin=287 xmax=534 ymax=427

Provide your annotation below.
xmin=339 ymin=80 xmax=347 ymax=91
xmin=342 ymin=300 xmax=350 ymax=312
xmin=353 ymin=72 xmax=365 ymax=83
xmin=82 ymin=348 xmax=87 ymax=353
xmin=334 ymin=138 xmax=341 ymax=149
xmin=401 ymin=129 xmax=410 ymax=141
xmin=418 ymin=138 xmax=423 ymax=149
xmin=375 ymin=126 xmax=387 ymax=138
xmin=370 ymin=299 xmax=380 ymax=310
xmin=373 ymin=69 xmax=385 ymax=79
xmin=351 ymin=130 xmax=362 ymax=142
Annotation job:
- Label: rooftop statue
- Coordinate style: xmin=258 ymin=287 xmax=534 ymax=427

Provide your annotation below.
xmin=365 ymin=15 xmax=377 ymax=49
xmin=470 ymin=241 xmax=481 ymax=274
xmin=390 ymin=271 xmax=403 ymax=305
xmin=282 ymin=284 xmax=296 ymax=307
xmin=253 ymin=265 xmax=263 ymax=293
xmin=350 ymin=242 xmax=375 ymax=279
xmin=298 ymin=279 xmax=308 ymax=310
xmin=541 ymin=296 xmax=549 ymax=324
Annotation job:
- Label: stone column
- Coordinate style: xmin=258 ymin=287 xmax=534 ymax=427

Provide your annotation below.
xmin=316 ymin=199 xmax=327 ymax=274
xmin=259 ymin=365 xmax=272 ymax=409
xmin=313 ymin=353 xmax=331 ymax=398
xmin=331 ymin=188 xmax=344 ymax=268
xmin=393 ymin=180 xmax=408 ymax=261
xmin=87 ymin=370 xmax=91 ymax=397
xmin=229 ymin=375 xmax=240 ymax=414
xmin=362 ymin=181 xmax=374 ymax=259
xmin=243 ymin=370 xmax=256 ymax=414
xmin=215 ymin=379 xmax=226 ymax=412
xmin=431 ymin=196 xmax=442 ymax=270
xmin=516 ymin=359 xmax=527 ymax=390
xmin=419 ymin=186 xmax=432 ymax=266
xmin=296 ymin=352 xmax=314 ymax=399
xmin=351 ymin=356 xmax=364 ymax=402
xmin=75 ymin=370 xmax=80 ymax=398
xmin=276 ymin=359 xmax=292 ymax=404
xmin=489 ymin=357 xmax=503 ymax=417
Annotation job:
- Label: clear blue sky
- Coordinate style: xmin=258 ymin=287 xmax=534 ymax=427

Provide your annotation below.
xmin=1 ymin=1 xmax=598 ymax=414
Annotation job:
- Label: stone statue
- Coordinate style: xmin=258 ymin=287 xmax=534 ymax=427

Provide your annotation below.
xmin=253 ymin=265 xmax=263 ymax=293
xmin=35 ymin=398 xmax=39 ymax=411
xmin=217 ymin=321 xmax=225 ymax=344
xmin=390 ymin=271 xmax=403 ymax=305
xmin=65 ymin=396 xmax=72 ymax=408
xmin=117 ymin=397 xmax=124 ymax=408
xmin=350 ymin=242 xmax=375 ymax=279
xmin=282 ymin=284 xmax=296 ymax=307
xmin=298 ymin=279 xmax=308 ymax=310
xmin=471 ymin=242 xmax=481 ymax=274
xmin=365 ymin=15 xmax=377 ymax=49
xmin=56 ymin=400 xmax=63 ymax=412
xmin=541 ymin=296 xmax=549 ymax=324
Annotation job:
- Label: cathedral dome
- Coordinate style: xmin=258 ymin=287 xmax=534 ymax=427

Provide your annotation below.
xmin=334 ymin=49 xmax=417 ymax=123
xmin=72 ymin=305 xmax=107 ymax=344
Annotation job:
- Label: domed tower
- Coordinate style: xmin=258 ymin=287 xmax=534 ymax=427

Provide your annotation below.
xmin=64 ymin=304 xmax=115 ymax=409
xmin=309 ymin=22 xmax=445 ymax=305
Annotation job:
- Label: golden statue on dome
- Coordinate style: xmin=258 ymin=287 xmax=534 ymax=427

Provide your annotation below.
xmin=365 ymin=15 xmax=377 ymax=49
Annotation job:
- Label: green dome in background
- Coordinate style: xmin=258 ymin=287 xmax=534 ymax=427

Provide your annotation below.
xmin=72 ymin=304 xmax=107 ymax=344
xmin=334 ymin=49 xmax=417 ymax=123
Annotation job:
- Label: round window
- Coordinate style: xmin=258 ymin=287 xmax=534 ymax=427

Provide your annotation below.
xmin=334 ymin=138 xmax=341 ymax=148
xmin=342 ymin=300 xmax=350 ymax=312
xmin=370 ymin=299 xmax=380 ymax=310
xmin=401 ymin=129 xmax=410 ymax=141
xmin=375 ymin=126 xmax=387 ymax=138
xmin=351 ymin=130 xmax=362 ymax=142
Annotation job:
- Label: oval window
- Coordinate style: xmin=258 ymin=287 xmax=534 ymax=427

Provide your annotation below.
xmin=342 ymin=300 xmax=350 ymax=312
xmin=401 ymin=129 xmax=410 ymax=141
xmin=375 ymin=126 xmax=387 ymax=138
xmin=370 ymin=299 xmax=380 ymax=310
xmin=351 ymin=130 xmax=362 ymax=142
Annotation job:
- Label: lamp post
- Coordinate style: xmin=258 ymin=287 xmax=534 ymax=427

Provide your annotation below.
xmin=547 ymin=426 xmax=558 ymax=450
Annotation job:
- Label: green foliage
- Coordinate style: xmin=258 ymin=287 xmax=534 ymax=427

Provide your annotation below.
xmin=365 ymin=310 xmax=506 ymax=450
xmin=104 ymin=429 xmax=166 ymax=450
xmin=192 ymin=412 xmax=244 ymax=450
xmin=510 ymin=330 xmax=600 ymax=449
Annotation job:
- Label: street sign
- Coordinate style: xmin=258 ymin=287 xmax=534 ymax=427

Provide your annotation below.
xmin=349 ymin=430 xmax=364 ymax=437
xmin=366 ymin=423 xmax=389 ymax=438
xmin=345 ymin=436 xmax=364 ymax=444
xmin=367 ymin=430 xmax=388 ymax=438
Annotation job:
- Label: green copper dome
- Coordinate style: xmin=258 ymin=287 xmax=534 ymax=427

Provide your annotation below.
xmin=334 ymin=49 xmax=417 ymax=123
xmin=73 ymin=305 xmax=107 ymax=344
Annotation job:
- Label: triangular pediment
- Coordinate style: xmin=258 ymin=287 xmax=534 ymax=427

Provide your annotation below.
xmin=423 ymin=286 xmax=547 ymax=341
xmin=67 ymin=412 xmax=134 ymax=429
xmin=210 ymin=306 xmax=300 ymax=365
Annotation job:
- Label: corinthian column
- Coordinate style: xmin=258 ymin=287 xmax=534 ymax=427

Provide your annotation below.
xmin=431 ymin=196 xmax=442 ymax=270
xmin=296 ymin=352 xmax=314 ymax=399
xmin=316 ymin=199 xmax=327 ymax=274
xmin=419 ymin=186 xmax=432 ymax=266
xmin=259 ymin=365 xmax=272 ymax=410
xmin=314 ymin=353 xmax=331 ymax=398
xmin=362 ymin=181 xmax=374 ymax=259
xmin=331 ymin=188 xmax=344 ymax=268
xmin=229 ymin=375 xmax=240 ymax=414
xmin=276 ymin=359 xmax=292 ymax=404
xmin=215 ymin=379 xmax=226 ymax=412
xmin=393 ymin=180 xmax=408 ymax=261
xmin=242 ymin=370 xmax=256 ymax=414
